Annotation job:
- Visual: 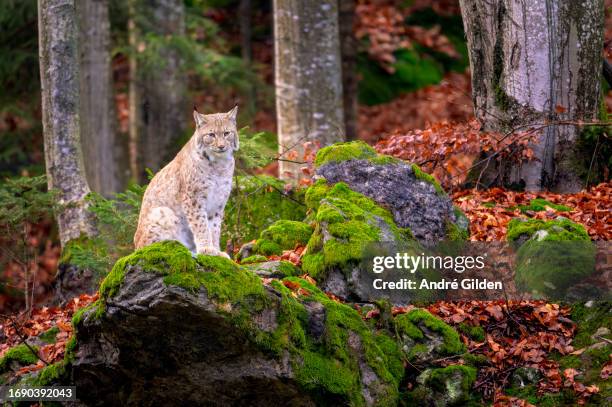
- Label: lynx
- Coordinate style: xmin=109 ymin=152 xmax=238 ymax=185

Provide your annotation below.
xmin=134 ymin=106 xmax=239 ymax=258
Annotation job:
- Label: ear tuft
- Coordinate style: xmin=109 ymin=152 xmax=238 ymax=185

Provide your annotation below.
xmin=227 ymin=105 xmax=238 ymax=122
xmin=193 ymin=110 xmax=206 ymax=128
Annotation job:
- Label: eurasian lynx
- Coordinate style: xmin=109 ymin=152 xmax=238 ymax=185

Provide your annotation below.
xmin=134 ymin=107 xmax=238 ymax=258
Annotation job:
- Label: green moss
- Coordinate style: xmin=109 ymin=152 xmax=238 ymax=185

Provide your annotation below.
xmin=261 ymin=277 xmax=402 ymax=405
xmin=506 ymin=217 xmax=590 ymax=242
xmin=405 ymin=365 xmax=477 ymax=406
xmin=38 ymin=327 xmax=60 ymax=344
xmin=314 ymin=141 xmax=377 ymax=167
xmin=411 ymin=164 xmax=446 ymax=196
xmin=369 ymin=155 xmax=403 ymax=165
xmin=462 ymin=352 xmax=488 ymax=367
xmin=240 ymin=255 xmax=268 ymax=264
xmin=222 ymin=175 xmax=307 ymax=248
xmin=457 ymin=323 xmax=485 ymax=342
xmin=254 ymin=220 xmax=313 ymax=256
xmin=278 ymin=261 xmax=301 ymax=276
xmin=397 ymin=309 xmax=465 ymax=356
xmin=99 ymin=241 xmax=266 ymax=308
xmin=518 ymin=198 xmax=571 ymax=213
xmin=32 ymin=361 xmax=68 ymax=386
xmin=550 ymin=302 xmax=612 ymax=404
xmin=301 ymin=182 xmax=412 ymax=280
xmin=427 ymin=365 xmax=476 ymax=397
xmin=445 ymin=220 xmax=469 ymax=241
xmin=304 ymin=179 xmax=330 ymax=211
xmin=508 ymin=218 xmax=595 ymax=298
xmin=0 ymin=344 xmax=39 ymax=372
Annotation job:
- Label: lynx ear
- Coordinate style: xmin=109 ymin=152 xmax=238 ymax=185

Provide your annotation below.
xmin=227 ymin=105 xmax=238 ymax=123
xmin=193 ymin=110 xmax=207 ymax=128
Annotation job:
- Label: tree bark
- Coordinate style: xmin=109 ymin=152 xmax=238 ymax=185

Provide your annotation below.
xmin=38 ymin=0 xmax=95 ymax=246
xmin=128 ymin=0 xmax=186 ymax=183
xmin=274 ymin=0 xmax=346 ymax=181
xmin=239 ymin=0 xmax=256 ymax=115
xmin=76 ymin=0 xmax=121 ymax=196
xmin=459 ymin=0 xmax=604 ymax=192
xmin=339 ymin=0 xmax=358 ymax=140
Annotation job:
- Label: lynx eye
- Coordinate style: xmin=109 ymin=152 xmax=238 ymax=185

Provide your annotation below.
xmin=223 ymin=131 xmax=231 ymax=137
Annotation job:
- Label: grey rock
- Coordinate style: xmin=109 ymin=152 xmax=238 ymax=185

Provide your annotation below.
xmin=316 ymin=160 xmax=459 ymax=243
xmin=69 ymin=268 xmax=395 ymax=406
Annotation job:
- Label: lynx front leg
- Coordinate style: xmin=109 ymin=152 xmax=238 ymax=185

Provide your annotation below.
xmin=182 ymin=195 xmax=228 ymax=258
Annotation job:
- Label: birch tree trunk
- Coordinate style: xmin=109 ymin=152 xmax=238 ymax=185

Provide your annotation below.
xmin=128 ymin=0 xmax=186 ymax=183
xmin=274 ymin=0 xmax=345 ymax=181
xmin=459 ymin=0 xmax=604 ymax=192
xmin=77 ymin=0 xmax=121 ymax=196
xmin=38 ymin=0 xmax=95 ymax=246
xmin=339 ymin=0 xmax=358 ymax=140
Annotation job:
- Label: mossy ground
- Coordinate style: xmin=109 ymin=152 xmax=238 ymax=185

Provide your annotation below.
xmin=301 ymin=181 xmax=412 ymax=280
xmin=518 ymin=198 xmax=571 ymax=213
xmin=38 ymin=327 xmax=60 ymax=344
xmin=254 ymin=220 xmax=313 ymax=256
xmin=0 ymin=344 xmax=39 ymax=372
xmin=506 ymin=217 xmax=590 ymax=242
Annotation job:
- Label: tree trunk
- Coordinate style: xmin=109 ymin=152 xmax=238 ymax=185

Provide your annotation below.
xmin=128 ymin=0 xmax=186 ymax=183
xmin=239 ymin=0 xmax=257 ymax=116
xmin=459 ymin=0 xmax=604 ymax=192
xmin=76 ymin=0 xmax=121 ymax=196
xmin=274 ymin=0 xmax=345 ymax=181
xmin=38 ymin=0 xmax=95 ymax=246
xmin=339 ymin=0 xmax=358 ymax=140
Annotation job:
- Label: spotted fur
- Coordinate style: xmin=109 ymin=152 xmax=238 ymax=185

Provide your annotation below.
xmin=134 ymin=106 xmax=238 ymax=258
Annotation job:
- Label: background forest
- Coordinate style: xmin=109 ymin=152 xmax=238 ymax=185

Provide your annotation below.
xmin=0 ymin=0 xmax=611 ymax=405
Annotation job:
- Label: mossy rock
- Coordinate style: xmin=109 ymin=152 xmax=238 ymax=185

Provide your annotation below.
xmin=508 ymin=218 xmax=595 ymax=299
xmin=394 ymin=309 xmax=465 ymax=364
xmin=301 ymin=180 xmax=413 ymax=281
xmin=315 ymin=140 xmax=394 ymax=167
xmin=79 ymin=241 xmax=403 ymax=405
xmin=240 ymin=254 xmax=268 ymax=264
xmin=403 ymin=365 xmax=477 ymax=406
xmin=254 ymin=220 xmax=313 ymax=256
xmin=243 ymin=260 xmax=302 ymax=278
xmin=314 ymin=143 xmax=467 ymax=243
xmin=222 ymin=175 xmax=307 ymax=248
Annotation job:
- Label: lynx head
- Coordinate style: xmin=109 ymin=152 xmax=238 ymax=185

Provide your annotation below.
xmin=193 ymin=106 xmax=239 ymax=156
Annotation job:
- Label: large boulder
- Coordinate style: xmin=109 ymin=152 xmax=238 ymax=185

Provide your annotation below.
xmin=314 ymin=141 xmax=467 ymax=243
xmin=68 ymin=241 xmax=404 ymax=406
xmin=293 ymin=141 xmax=468 ymax=302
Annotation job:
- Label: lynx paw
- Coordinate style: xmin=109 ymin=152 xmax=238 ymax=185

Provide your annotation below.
xmin=198 ymin=246 xmax=231 ymax=259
